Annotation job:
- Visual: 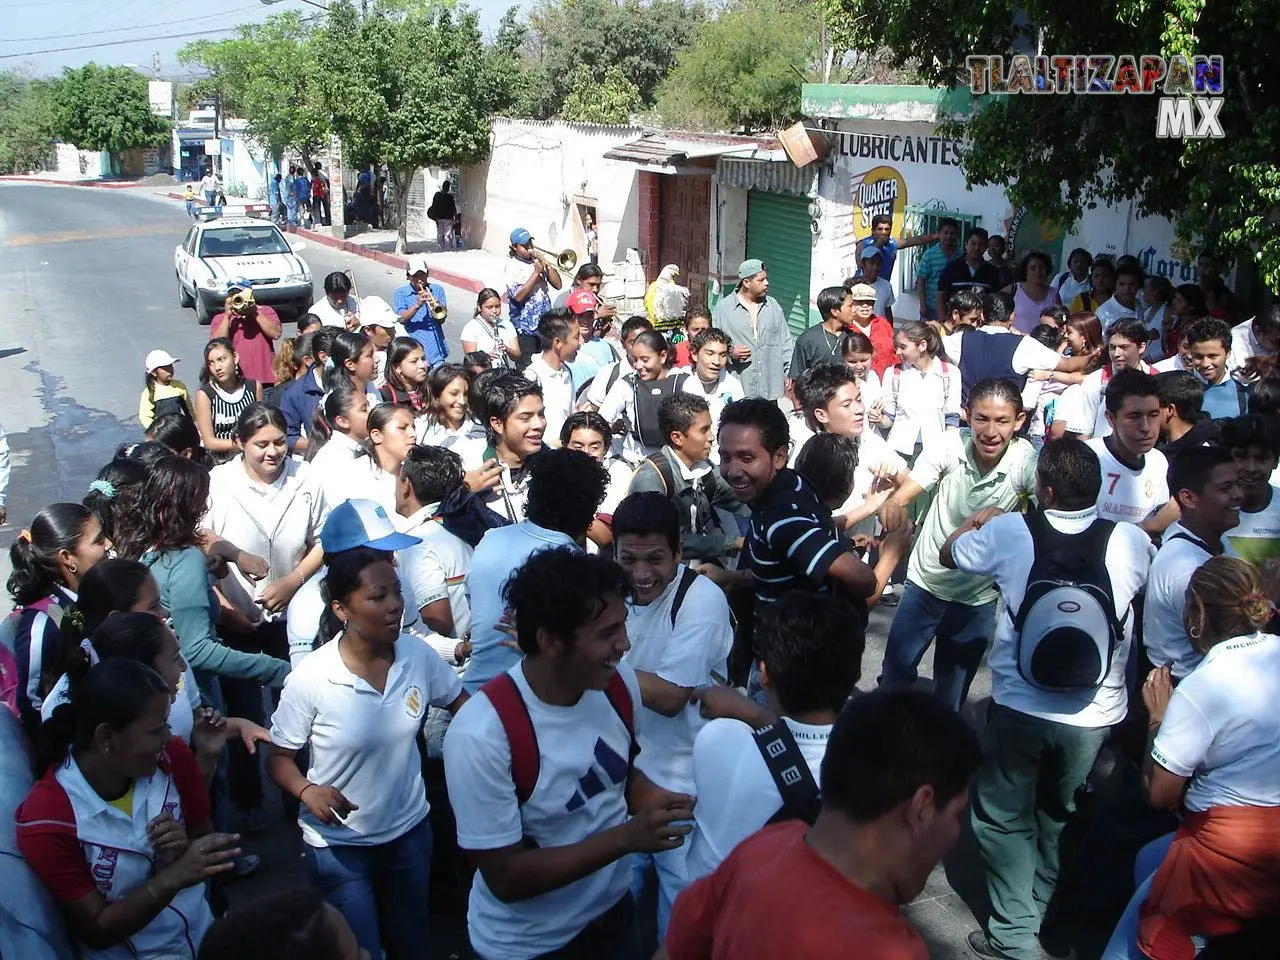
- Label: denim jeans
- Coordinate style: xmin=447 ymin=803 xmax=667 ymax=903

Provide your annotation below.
xmin=304 ymin=815 xmax=434 ymax=959
xmin=878 ymin=581 xmax=997 ymax=710
xmin=630 ymin=842 xmax=690 ymax=942
xmin=1101 ymin=832 xmax=1180 ymax=960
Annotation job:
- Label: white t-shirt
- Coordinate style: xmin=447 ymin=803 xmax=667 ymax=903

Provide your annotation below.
xmin=309 ymin=294 xmax=361 ymax=328
xmin=1224 ymin=487 xmax=1280 ymax=566
xmin=622 ymin=569 xmax=733 ymax=794
xmin=599 ymin=373 xmax=682 ymax=465
xmin=461 ymin=316 xmax=519 ymax=369
xmin=1153 ymin=632 xmax=1280 ymax=811
xmin=1065 ymin=369 xmax=1111 ymax=438
xmin=1085 ymin=437 xmax=1170 ymax=526
xmin=443 ymin=663 xmax=643 ymax=959
xmin=951 ymin=506 xmax=1154 ymax=726
xmin=680 ymin=369 xmax=745 ymax=439
xmin=867 ymin=276 xmax=895 ymax=320
xmin=1143 ymin=521 xmax=1215 ymax=679
xmin=525 ymin=355 xmax=575 ymax=447
xmin=43 ymin=667 xmax=201 ymax=745
xmin=1153 ymin=353 xmax=1185 ymax=373
xmin=1054 ymin=272 xmax=1092 ymax=308
xmin=586 ymin=360 xmax=626 ymax=409
xmin=942 ymin=325 xmax=1064 ymax=375
xmin=307 ymin=431 xmax=369 ymax=510
xmin=793 ymin=429 xmax=907 ymax=539
xmin=205 ymin=457 xmax=329 ymax=621
xmin=270 ymin=633 xmax=462 ymax=847
xmin=1228 ymin=319 xmax=1270 ymax=374
xmin=881 ymin=359 xmax=962 ymax=455
xmin=1094 ymin=295 xmax=1140 ymax=327
xmin=396 ymin=503 xmax=474 ymax=639
xmin=685 ymin=715 xmax=830 ymax=882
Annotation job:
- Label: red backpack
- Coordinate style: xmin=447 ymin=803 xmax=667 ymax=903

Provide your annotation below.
xmin=479 ymin=671 xmax=638 ymax=806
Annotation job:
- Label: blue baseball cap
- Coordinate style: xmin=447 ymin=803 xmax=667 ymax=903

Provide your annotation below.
xmin=510 ymin=227 xmax=532 ymax=246
xmin=321 ymin=500 xmax=421 ymax=554
xmin=225 ymin=277 xmax=253 ymax=292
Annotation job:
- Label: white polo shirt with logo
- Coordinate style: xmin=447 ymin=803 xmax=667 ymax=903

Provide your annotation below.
xmin=270 ymin=633 xmax=463 ymax=847
xmin=397 ymin=503 xmax=474 ymax=639
xmin=1085 ymin=437 xmax=1170 ymax=526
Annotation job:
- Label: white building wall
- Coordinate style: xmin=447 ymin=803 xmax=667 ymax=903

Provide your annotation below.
xmin=460 ymin=119 xmax=645 ymax=264
xmin=812 ymin=117 xmax=1186 ymax=318
xmin=49 ymin=143 xmax=107 ymax=180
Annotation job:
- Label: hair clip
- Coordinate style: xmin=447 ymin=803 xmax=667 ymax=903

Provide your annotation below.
xmin=17 ymin=528 xmax=32 ymax=544
xmin=88 ymin=478 xmax=117 ymax=499
xmin=1244 ymin=591 xmax=1276 ymax=610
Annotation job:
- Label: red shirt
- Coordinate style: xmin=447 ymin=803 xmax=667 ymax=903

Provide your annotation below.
xmin=666 ymin=822 xmax=928 ymax=960
xmin=673 ymin=339 xmax=693 ymax=370
xmin=16 ymin=737 xmax=210 ymax=903
xmin=849 ymin=316 xmax=896 ymax=381
xmin=211 ymin=306 xmax=280 ymax=385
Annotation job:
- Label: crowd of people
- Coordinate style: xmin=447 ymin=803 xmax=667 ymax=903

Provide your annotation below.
xmin=3 ymin=217 xmax=1280 ymax=960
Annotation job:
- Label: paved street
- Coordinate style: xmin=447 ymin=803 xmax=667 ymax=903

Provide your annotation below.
xmin=0 ymin=183 xmax=1119 ymax=959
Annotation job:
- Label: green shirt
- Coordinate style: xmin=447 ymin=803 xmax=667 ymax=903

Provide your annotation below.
xmin=906 ymin=433 xmax=1038 ymax=606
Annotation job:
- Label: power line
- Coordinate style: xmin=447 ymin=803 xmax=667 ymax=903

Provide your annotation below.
xmin=1 ymin=5 xmax=262 ymax=44
xmin=0 ymin=26 xmax=241 ymax=60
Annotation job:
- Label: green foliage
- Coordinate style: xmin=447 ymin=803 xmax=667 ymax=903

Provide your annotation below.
xmin=560 ymin=65 xmax=643 ymax=125
xmin=48 ymin=65 xmax=168 ymax=156
xmin=0 ymin=70 xmax=55 ymax=174
xmin=656 ymin=0 xmax=817 ymax=131
xmin=177 ymin=13 xmax=330 ymax=163
xmin=524 ymin=0 xmax=705 ymax=118
xmin=827 ymin=0 xmax=1280 ymax=290
xmin=316 ymin=0 xmax=519 ymax=249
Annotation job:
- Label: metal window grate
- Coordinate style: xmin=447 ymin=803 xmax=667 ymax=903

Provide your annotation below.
xmin=899 ymin=204 xmax=983 ymax=295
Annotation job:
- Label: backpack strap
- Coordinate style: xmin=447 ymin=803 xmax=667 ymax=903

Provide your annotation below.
xmin=1166 ymin=530 xmax=1222 ymax=557
xmin=480 ymin=673 xmax=540 ymax=806
xmin=1235 ymin=377 xmax=1249 ymax=415
xmin=669 ymin=566 xmax=701 ymax=628
xmin=603 ymin=671 xmax=637 ymax=759
xmin=751 ymin=721 xmax=820 ymax=816
xmin=644 ymin=451 xmax=676 ymax=497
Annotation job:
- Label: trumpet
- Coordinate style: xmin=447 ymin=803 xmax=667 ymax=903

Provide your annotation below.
xmin=416 ymin=279 xmax=448 ymax=322
xmin=532 ymin=245 xmax=577 ymax=272
xmin=228 ymin=288 xmax=256 ymax=313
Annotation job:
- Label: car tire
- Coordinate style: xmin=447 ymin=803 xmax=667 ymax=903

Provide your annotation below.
xmin=196 ymin=297 xmax=213 ymax=326
xmin=178 ymin=275 xmax=195 ymax=308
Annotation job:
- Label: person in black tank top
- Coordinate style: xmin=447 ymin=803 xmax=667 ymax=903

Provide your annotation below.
xmin=195 ymin=338 xmax=261 ymax=463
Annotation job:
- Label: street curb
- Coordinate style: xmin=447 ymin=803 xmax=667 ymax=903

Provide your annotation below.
xmin=0 ymin=175 xmax=151 ymax=189
xmin=156 ymin=190 xmax=487 ymax=294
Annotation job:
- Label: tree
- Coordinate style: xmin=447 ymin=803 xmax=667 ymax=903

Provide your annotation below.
xmin=523 ymin=0 xmax=705 ymax=118
xmin=561 ymin=65 xmax=643 ymax=125
xmin=48 ymin=65 xmax=168 ymax=158
xmin=316 ymin=0 xmax=520 ymax=252
xmin=177 ymin=13 xmax=330 ymax=168
xmin=0 ymin=70 xmax=55 ymax=174
xmin=826 ymin=0 xmax=1280 ymax=290
xmin=656 ymin=0 xmax=817 ymax=132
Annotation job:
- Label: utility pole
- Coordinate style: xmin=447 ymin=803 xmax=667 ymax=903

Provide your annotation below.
xmin=152 ymin=50 xmax=161 ymax=79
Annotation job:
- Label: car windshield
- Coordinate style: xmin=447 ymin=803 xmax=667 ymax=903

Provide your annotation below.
xmin=198 ymin=226 xmax=290 ymax=258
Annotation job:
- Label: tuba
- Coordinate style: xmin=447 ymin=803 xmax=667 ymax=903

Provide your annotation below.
xmin=228 ymin=288 xmax=256 ymax=312
xmin=417 ymin=279 xmax=448 ymax=322
xmin=532 ymin=244 xmax=578 ymax=272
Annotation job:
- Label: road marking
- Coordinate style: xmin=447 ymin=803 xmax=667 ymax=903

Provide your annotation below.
xmin=4 ymin=223 xmax=178 ymax=246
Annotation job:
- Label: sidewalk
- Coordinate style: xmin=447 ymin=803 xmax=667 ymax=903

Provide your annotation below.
xmin=1 ymin=174 xmax=154 ymax=189
xmin=158 ymin=189 xmax=508 ymax=294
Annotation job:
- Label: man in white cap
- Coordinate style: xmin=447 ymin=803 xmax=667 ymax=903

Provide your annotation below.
xmin=395 ymin=255 xmax=449 ymax=366
xmin=359 ymin=296 xmax=409 ymax=389
xmin=711 ymin=258 xmax=794 ymax=401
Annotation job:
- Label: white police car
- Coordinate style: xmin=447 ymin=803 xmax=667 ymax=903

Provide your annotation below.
xmin=175 ymin=216 xmax=313 ymax=324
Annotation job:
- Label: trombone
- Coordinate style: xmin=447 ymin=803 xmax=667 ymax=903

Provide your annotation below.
xmin=532 ymin=244 xmax=577 ymax=273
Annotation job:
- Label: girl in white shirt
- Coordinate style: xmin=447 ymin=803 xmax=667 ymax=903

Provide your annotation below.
xmin=1106 ymin=557 xmax=1280 ymax=960
xmin=561 ymin=411 xmax=633 ymax=552
xmin=306 ymin=383 xmax=371 ymax=509
xmin=460 ymin=287 xmax=520 ymax=369
xmin=881 ymin=321 xmax=961 ymax=458
xmin=310 ymin=272 xmax=360 ymax=330
xmin=268 ymin=548 xmax=467 ymax=960
xmin=598 ymin=329 xmax=684 ymax=465
xmin=324 ymin=330 xmax=381 ymax=406
xmin=416 ymin=364 xmax=479 ymax=450
xmin=358 ymin=403 xmax=417 ymax=513
xmin=378 ymin=337 xmax=429 ymax=415
xmin=839 ymin=330 xmax=884 ymax=429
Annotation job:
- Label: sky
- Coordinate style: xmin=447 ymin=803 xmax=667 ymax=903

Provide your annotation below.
xmin=0 ymin=0 xmax=521 ymax=78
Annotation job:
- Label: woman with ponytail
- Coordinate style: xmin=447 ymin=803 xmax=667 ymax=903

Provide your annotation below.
xmin=82 ymin=458 xmax=149 ymax=547
xmin=1104 ymin=556 xmax=1280 ymax=960
xmin=305 ymin=381 xmax=371 ymax=509
xmin=15 ymin=658 xmax=242 ymax=959
xmin=6 ymin=503 xmax=111 ymax=735
xmin=354 ymin=403 xmax=416 ymax=512
xmin=268 ymin=543 xmax=466 ymax=959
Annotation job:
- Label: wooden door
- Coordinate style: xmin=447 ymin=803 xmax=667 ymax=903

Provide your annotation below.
xmin=659 ymin=175 xmax=712 ymax=311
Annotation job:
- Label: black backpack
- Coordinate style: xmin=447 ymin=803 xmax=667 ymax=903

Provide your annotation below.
xmin=754 ymin=721 xmax=822 ymax=826
xmin=151 ymin=395 xmax=191 ymax=422
xmin=1012 ymin=510 xmax=1125 ymax=691
xmin=628 ymin=372 xmax=689 ymax=448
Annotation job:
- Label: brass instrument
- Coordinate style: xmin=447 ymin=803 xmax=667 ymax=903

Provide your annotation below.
xmin=532 ymin=244 xmax=577 ymax=272
xmin=416 ymin=278 xmax=448 ymax=322
xmin=228 ymin=288 xmax=256 ymax=313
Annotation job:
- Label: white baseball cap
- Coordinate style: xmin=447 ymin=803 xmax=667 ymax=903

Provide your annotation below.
xmin=145 ymin=349 xmax=180 ymax=372
xmin=406 ymin=254 xmax=430 ymax=276
xmin=359 ymin=295 xmax=400 ymax=330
